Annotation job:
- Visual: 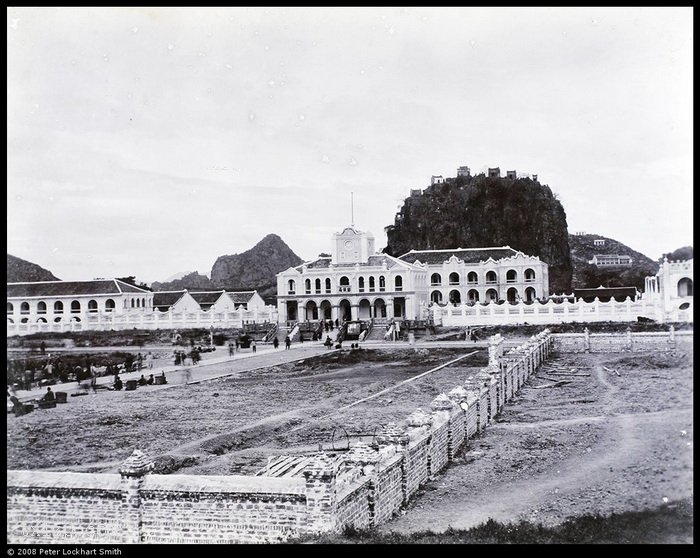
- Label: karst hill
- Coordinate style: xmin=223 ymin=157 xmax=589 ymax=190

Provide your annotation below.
xmin=384 ymin=173 xmax=573 ymax=293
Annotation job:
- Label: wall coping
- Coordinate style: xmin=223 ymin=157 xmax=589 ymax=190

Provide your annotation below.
xmin=142 ymin=473 xmax=306 ymax=495
xmin=7 ymin=470 xmax=122 ymax=491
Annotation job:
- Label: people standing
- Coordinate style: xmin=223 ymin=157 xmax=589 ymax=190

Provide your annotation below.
xmin=273 ymin=336 xmax=279 ymax=349
xmin=251 ymin=340 xmax=257 ymax=353
xmin=146 ymin=352 xmax=153 ymax=370
xmin=285 ymin=335 xmax=291 ymax=350
xmin=229 ymin=343 xmax=234 ymax=357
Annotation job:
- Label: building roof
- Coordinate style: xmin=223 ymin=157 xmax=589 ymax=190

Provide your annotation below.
xmin=227 ymin=291 xmax=257 ymax=304
xmin=398 ymin=247 xmax=520 ymax=265
xmin=293 ymin=254 xmax=412 ymax=272
xmin=189 ymin=291 xmax=225 ymax=305
xmin=7 ymin=279 xmax=150 ymax=299
xmin=152 ymin=291 xmax=186 ymax=308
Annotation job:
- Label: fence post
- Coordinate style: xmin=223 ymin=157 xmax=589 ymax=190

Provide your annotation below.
xmin=119 ymin=450 xmax=154 ymax=544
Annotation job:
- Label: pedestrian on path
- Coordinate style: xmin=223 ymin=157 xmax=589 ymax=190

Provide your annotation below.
xmin=183 ymin=368 xmax=192 ymax=384
xmin=285 ymin=335 xmax=291 ymax=350
xmin=251 ymin=340 xmax=257 ymax=353
xmin=273 ymin=337 xmax=279 ymax=349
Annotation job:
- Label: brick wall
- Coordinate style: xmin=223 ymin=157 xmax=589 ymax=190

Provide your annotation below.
xmin=139 ymin=475 xmax=307 ymax=544
xmin=403 ymin=435 xmax=430 ymax=501
xmin=7 ymin=471 xmax=125 ymax=544
xmin=428 ymin=417 xmax=450 ymax=477
xmin=448 ymin=408 xmax=466 ymax=458
xmin=464 ymin=399 xmax=479 ymax=438
xmin=478 ymin=389 xmax=490 ymax=431
xmin=336 ymin=478 xmax=372 ymax=529
xmin=372 ymin=455 xmax=404 ymax=524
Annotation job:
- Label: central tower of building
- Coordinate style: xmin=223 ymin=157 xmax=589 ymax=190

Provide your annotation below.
xmin=331 ymin=226 xmax=376 ymax=264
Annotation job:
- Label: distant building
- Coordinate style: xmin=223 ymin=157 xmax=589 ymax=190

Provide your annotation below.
xmin=588 ymin=254 xmax=633 ymax=266
xmin=488 ymin=167 xmax=501 ymax=178
xmin=574 ymin=286 xmax=639 ymax=303
xmin=457 ymin=166 xmax=471 ymax=177
xmin=430 ymin=175 xmax=445 ymax=185
xmin=410 ymin=189 xmax=422 ymax=196
xmin=506 ymin=170 xmax=517 ymax=179
xmin=593 ymin=239 xmax=606 ymax=247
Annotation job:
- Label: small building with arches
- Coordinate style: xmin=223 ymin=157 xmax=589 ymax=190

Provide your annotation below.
xmin=643 ymin=257 xmax=693 ymax=321
xmin=6 ymin=278 xmax=152 ymax=331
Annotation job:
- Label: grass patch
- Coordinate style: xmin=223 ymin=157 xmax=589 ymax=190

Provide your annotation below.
xmin=288 ymin=498 xmax=693 ymax=544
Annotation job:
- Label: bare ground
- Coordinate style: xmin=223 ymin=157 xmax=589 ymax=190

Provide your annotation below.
xmin=381 ymin=348 xmax=693 ymax=542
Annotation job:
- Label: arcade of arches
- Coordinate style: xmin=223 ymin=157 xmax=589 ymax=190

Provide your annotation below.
xmin=288 ymin=296 xmax=406 ymax=323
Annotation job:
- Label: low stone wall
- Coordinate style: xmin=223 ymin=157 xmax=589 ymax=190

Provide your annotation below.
xmin=8 ymin=331 xmax=556 ymax=543
xmin=553 ymin=328 xmax=692 ymax=353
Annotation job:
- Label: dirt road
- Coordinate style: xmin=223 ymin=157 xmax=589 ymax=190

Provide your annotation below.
xmin=382 ymin=349 xmax=693 ymax=539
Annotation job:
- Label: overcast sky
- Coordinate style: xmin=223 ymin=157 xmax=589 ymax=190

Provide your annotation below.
xmin=7 ymin=7 xmax=693 ymax=284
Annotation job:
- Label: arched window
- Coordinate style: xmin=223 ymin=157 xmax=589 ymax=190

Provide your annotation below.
xmin=485 ymin=289 xmax=498 ymax=302
xmin=142 ymin=298 xmax=146 ymax=307
xmin=379 ymin=276 xmax=386 ymax=292
xmin=678 ymin=278 xmax=693 ymax=297
xmin=54 ymin=317 xmax=62 ymax=323
xmin=37 ymin=317 xmax=47 ymax=324
xmin=71 ymin=300 xmax=81 ymax=313
xmin=21 ymin=318 xmax=29 ymax=323
xmin=358 ymin=277 xmax=365 ymax=292
xmin=88 ymin=300 xmax=99 ymax=313
xmin=37 ymin=301 xmax=47 ymax=314
xmin=449 ymin=290 xmax=461 ymax=304
xmin=468 ymin=289 xmax=479 ymax=303
xmin=131 ymin=298 xmax=135 ymax=308
xmin=325 ymin=278 xmax=331 ymax=294
xmin=339 ymin=276 xmax=350 ymax=293
xmin=7 ymin=302 xmax=13 ymax=315
xmin=430 ymin=290 xmax=443 ymax=304
xmin=288 ymin=279 xmax=296 ymax=294
xmin=467 ymin=271 xmax=478 ymax=284
xmin=394 ymin=275 xmax=403 ymax=291
xmin=369 ymin=276 xmax=375 ymax=292
xmin=525 ymin=287 xmax=536 ymax=303
xmin=54 ymin=301 xmax=63 ymax=314
xmin=20 ymin=302 xmax=30 ymax=315
xmin=305 ymin=279 xmax=311 ymax=294
xmin=507 ymin=287 xmax=519 ymax=303
xmin=524 ymin=268 xmax=536 ymax=282
xmin=431 ymin=273 xmax=442 ymax=286
xmin=105 ymin=299 xmax=116 ymax=312
xmin=315 ymin=278 xmax=322 ymax=294
xmin=506 ymin=269 xmax=517 ymax=283
xmin=449 ymin=272 xmax=460 ymax=285
xmin=486 ymin=271 xmax=497 ymax=284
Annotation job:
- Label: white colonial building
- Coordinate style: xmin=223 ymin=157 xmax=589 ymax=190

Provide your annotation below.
xmin=7 ymin=279 xmax=275 ymax=336
xmin=276 ymin=227 xmax=428 ymax=324
xmin=276 ymin=226 xmax=550 ymax=326
xmin=643 ymin=256 xmax=693 ymax=321
xmin=398 ymin=247 xmax=550 ymax=305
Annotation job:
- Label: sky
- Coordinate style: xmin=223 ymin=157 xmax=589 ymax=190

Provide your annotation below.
xmin=7 ymin=7 xmax=693 ymax=284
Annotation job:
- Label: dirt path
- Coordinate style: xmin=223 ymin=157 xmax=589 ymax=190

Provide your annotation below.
xmin=382 ymin=350 xmax=693 ymax=535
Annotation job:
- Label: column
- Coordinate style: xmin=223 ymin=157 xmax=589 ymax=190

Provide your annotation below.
xmin=119 ymin=450 xmax=154 ymax=544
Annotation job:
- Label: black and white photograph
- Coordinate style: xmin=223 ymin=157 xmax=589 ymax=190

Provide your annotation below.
xmin=7 ymin=6 xmax=693 ymax=546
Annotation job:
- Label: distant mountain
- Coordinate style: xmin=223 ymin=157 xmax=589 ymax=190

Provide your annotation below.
xmin=7 ymin=254 xmax=60 ymax=283
xmin=210 ymin=234 xmax=304 ymax=299
xmin=151 ymin=271 xmax=214 ymax=292
xmin=661 ymin=246 xmax=693 ymax=262
xmin=569 ymin=234 xmax=659 ymax=291
xmin=160 ymin=270 xmax=200 ymax=283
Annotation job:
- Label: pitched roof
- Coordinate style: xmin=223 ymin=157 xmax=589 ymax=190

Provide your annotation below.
xmin=7 ymin=279 xmax=149 ymax=298
xmin=398 ymin=247 xmax=520 ymax=265
xmin=227 ymin=291 xmax=256 ymax=304
xmin=189 ymin=291 xmax=225 ymax=305
xmin=152 ymin=291 xmax=186 ymax=308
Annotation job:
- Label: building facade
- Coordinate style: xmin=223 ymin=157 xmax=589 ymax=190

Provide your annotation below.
xmin=276 ymin=227 xmax=428 ymax=324
xmin=276 ymin=227 xmax=550 ymax=326
xmin=588 ymin=254 xmax=633 ymax=266
xmin=643 ymin=257 xmax=693 ymax=320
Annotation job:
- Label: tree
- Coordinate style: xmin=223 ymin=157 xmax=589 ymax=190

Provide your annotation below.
xmin=116 ymin=276 xmax=152 ymax=291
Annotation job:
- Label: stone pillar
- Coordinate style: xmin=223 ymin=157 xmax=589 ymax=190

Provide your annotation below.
xmin=119 ymin=450 xmax=154 ymax=544
xmin=303 ymin=453 xmax=339 ymax=534
xmin=375 ymin=423 xmax=409 ymax=505
xmin=669 ymin=325 xmax=675 ymax=344
xmin=406 ymin=409 xmax=433 ymax=476
xmin=344 ymin=442 xmax=381 ymax=527
xmin=351 ymin=304 xmax=359 ymax=321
